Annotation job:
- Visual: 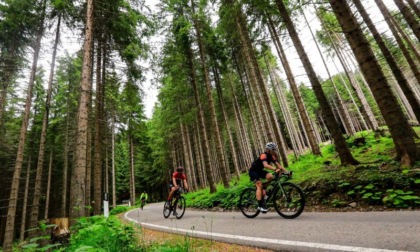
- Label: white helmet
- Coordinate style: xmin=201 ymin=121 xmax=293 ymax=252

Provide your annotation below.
xmin=266 ymin=142 xmax=277 ymax=150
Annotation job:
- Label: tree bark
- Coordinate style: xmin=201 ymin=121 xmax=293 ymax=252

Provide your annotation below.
xmin=29 ymin=13 xmax=61 ymax=230
xmin=405 ymin=0 xmax=420 ymax=17
xmin=275 ymin=0 xmax=359 ymax=165
xmin=3 ymin=1 xmax=46 ymax=249
xmin=330 ymin=0 xmax=417 ymax=166
xmin=93 ymin=37 xmax=103 ymax=215
xmin=393 ymin=0 xmax=420 ymax=41
xmin=70 ymin=0 xmax=94 ymax=219
xmin=267 ymin=15 xmax=321 ymax=155
xmin=44 ymin=149 xmax=53 ymax=219
xmin=354 ymin=0 xmax=420 ymax=123
xmin=190 ymin=0 xmax=230 ymax=187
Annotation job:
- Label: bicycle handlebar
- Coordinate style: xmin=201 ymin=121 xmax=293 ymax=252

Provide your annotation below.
xmin=274 ymin=171 xmax=293 ymax=179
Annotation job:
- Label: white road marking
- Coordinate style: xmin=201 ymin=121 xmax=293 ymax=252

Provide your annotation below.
xmin=124 ymin=211 xmax=410 ymax=252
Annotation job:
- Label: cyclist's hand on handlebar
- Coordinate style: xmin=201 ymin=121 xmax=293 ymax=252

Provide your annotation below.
xmin=283 ymin=170 xmax=292 ymax=177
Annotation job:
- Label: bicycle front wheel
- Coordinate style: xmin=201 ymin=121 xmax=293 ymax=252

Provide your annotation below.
xmin=239 ymin=187 xmax=260 ymax=218
xmin=163 ymin=201 xmax=171 ymax=218
xmin=273 ymin=182 xmax=305 ymax=219
xmin=175 ymin=196 xmax=186 ymax=219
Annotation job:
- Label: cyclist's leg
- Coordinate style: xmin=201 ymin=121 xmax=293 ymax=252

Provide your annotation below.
xmin=263 ymin=172 xmax=274 ymax=188
xmin=249 ymin=169 xmax=261 ymax=199
xmin=257 ymin=170 xmax=269 ymax=212
xmin=250 ymin=169 xmax=267 ymax=212
xmin=168 ymin=185 xmax=177 ymax=201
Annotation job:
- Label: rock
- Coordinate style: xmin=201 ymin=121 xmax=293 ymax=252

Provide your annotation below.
xmin=349 ymin=202 xmax=357 ymax=208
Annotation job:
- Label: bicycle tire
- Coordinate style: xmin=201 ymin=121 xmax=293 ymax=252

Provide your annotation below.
xmin=175 ymin=196 xmax=186 ymax=219
xmin=273 ymin=182 xmax=305 ymax=219
xmin=163 ymin=201 xmax=171 ymax=218
xmin=239 ymin=187 xmax=260 ymax=218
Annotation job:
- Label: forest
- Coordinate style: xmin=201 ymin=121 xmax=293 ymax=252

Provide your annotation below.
xmin=0 ymin=0 xmax=419 ymax=250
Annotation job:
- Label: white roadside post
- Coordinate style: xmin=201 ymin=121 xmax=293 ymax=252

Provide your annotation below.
xmin=104 ymin=193 xmax=109 ymax=217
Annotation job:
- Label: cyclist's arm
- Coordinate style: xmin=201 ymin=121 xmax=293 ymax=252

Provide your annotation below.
xmin=172 ymin=177 xmax=178 ymax=187
xmin=263 ymin=160 xmax=277 ymax=171
xmin=274 ymin=161 xmax=287 ymax=173
xmin=182 ymin=179 xmax=189 ymax=191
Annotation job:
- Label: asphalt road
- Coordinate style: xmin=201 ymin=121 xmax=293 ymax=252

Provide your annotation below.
xmin=124 ymin=202 xmax=420 ymax=251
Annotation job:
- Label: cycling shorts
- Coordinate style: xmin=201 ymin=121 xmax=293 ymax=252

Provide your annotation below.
xmin=249 ymin=168 xmax=269 ymax=183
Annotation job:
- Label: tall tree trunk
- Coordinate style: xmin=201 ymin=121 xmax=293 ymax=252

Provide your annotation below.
xmin=19 ymin=156 xmax=32 ymax=242
xmin=62 ymin=97 xmax=70 ymax=217
xmin=301 ymin=7 xmax=355 ymax=135
xmin=193 ymin=121 xmax=206 ymax=188
xmin=3 ymin=1 xmax=46 ymax=249
xmin=214 ymin=67 xmax=241 ymax=178
xmin=269 ymin=65 xmax=301 ymax=156
xmin=180 ymin=119 xmax=193 ymax=187
xmin=185 ymin=125 xmax=198 ymax=190
xmin=93 ymin=38 xmax=103 ymax=215
xmin=70 ymin=0 xmax=94 ymax=219
xmin=233 ymin=4 xmax=289 ymax=166
xmin=111 ymin=113 xmax=116 ymax=207
xmin=29 ymin=13 xmax=61 ymax=230
xmin=393 ymin=0 xmax=420 ymax=41
xmin=405 ymin=0 xmax=420 ymax=17
xmin=129 ymin=136 xmax=135 ymax=206
xmin=44 ymin=149 xmax=53 ymax=219
xmin=376 ymin=0 xmax=420 ymax=86
xmin=275 ymin=0 xmax=359 ymax=165
xmin=228 ymin=73 xmax=253 ymax=167
xmin=330 ymin=0 xmax=417 ymax=166
xmin=190 ymin=0 xmax=230 ymax=187
xmin=321 ymin=17 xmax=379 ymax=130
xmin=354 ymin=0 xmax=420 ymax=123
xmin=184 ymin=36 xmax=217 ymax=193
xmin=267 ymin=15 xmax=321 ymax=155
xmin=234 ymin=55 xmax=264 ymax=153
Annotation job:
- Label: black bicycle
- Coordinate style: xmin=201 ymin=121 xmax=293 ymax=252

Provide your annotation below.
xmin=239 ymin=172 xmax=305 ymax=219
xmin=140 ymin=198 xmax=146 ymax=210
xmin=163 ymin=187 xmax=186 ymax=219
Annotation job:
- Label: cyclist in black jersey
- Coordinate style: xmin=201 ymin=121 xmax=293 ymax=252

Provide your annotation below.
xmin=249 ymin=142 xmax=288 ymax=213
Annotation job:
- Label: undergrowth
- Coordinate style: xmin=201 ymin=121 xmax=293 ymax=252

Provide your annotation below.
xmin=185 ymin=127 xmax=420 ymax=210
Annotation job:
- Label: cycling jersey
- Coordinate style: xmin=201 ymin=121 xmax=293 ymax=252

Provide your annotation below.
xmin=251 ymin=152 xmax=277 ymax=170
xmin=171 ymin=172 xmax=186 ymax=186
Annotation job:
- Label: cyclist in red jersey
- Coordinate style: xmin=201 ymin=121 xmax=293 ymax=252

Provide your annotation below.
xmin=249 ymin=142 xmax=288 ymax=213
xmin=166 ymin=166 xmax=189 ymax=204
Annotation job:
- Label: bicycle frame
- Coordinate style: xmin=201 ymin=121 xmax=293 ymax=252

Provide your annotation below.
xmin=265 ymin=173 xmax=290 ymax=202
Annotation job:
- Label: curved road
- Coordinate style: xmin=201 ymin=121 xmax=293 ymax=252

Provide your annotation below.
xmin=124 ymin=202 xmax=420 ymax=251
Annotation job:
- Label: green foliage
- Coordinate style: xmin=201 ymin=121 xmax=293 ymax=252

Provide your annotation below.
xmin=382 ymin=189 xmax=420 ymax=208
xmin=185 ymin=174 xmax=252 ymax=209
xmin=17 ymin=221 xmax=63 ymax=251
xmin=110 ymin=205 xmax=132 ymax=215
xmin=67 ymin=216 xmax=138 ymax=252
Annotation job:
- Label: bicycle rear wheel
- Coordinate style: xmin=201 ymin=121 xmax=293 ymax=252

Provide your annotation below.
xmin=239 ymin=187 xmax=260 ymax=218
xmin=163 ymin=201 xmax=171 ymax=218
xmin=175 ymin=196 xmax=186 ymax=219
xmin=273 ymin=182 xmax=305 ymax=219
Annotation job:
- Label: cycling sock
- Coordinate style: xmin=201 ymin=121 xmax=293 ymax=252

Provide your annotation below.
xmin=258 ymin=200 xmax=263 ymax=207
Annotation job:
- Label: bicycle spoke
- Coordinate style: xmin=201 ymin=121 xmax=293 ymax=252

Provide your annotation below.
xmin=239 ymin=188 xmax=260 ymax=218
xmin=273 ymin=182 xmax=305 ymax=219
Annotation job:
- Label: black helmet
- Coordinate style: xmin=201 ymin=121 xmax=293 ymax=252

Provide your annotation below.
xmin=176 ymin=166 xmax=184 ymax=172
